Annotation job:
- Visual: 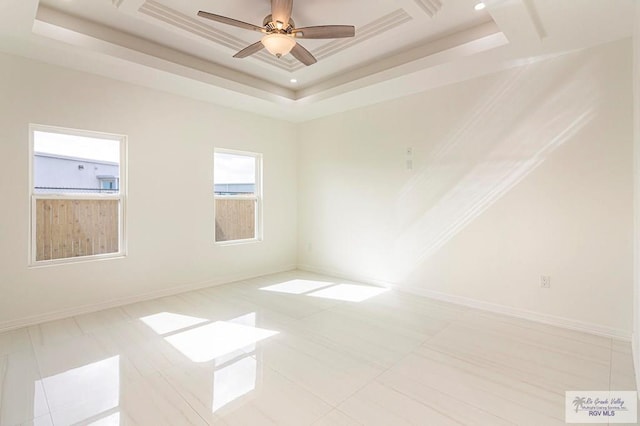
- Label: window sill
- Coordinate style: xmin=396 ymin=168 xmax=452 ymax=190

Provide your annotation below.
xmin=28 ymin=253 xmax=127 ymax=268
xmin=215 ymin=238 xmax=263 ymax=247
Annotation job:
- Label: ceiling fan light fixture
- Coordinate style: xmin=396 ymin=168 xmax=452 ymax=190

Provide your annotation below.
xmin=261 ymin=33 xmax=296 ymax=58
xmin=197 ymin=1 xmax=355 ymax=66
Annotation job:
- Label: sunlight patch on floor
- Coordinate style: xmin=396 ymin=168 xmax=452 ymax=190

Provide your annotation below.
xmin=307 ymin=284 xmax=389 ymax=302
xmin=165 ymin=321 xmax=278 ymax=363
xmin=259 ymin=279 xmax=334 ymax=294
xmin=140 ymin=312 xmax=208 ymax=335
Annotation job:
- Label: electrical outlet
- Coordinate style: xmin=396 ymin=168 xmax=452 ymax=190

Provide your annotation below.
xmin=406 ymin=147 xmax=413 ymax=156
xmin=540 ymin=275 xmax=551 ymax=288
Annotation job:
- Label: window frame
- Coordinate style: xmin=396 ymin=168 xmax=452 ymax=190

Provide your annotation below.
xmin=28 ymin=124 xmax=128 ymax=266
xmin=214 ymin=148 xmax=263 ymax=245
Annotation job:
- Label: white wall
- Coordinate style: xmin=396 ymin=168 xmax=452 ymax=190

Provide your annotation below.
xmin=0 ymin=37 xmax=634 ymax=339
xmin=633 ymin=0 xmax=640 ymax=390
xmin=0 ymin=52 xmax=298 ymax=329
xmin=298 ymin=38 xmax=633 ymax=337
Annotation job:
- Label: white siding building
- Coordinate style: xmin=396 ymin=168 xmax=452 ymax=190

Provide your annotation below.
xmin=33 ymin=153 xmax=119 ymax=193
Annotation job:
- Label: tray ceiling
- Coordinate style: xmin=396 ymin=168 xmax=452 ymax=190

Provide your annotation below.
xmin=0 ymin=0 xmax=634 ymax=121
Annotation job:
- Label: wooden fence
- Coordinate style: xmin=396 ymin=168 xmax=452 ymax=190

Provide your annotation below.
xmin=35 ymin=199 xmax=119 ymax=261
xmin=215 ymin=199 xmax=255 ymax=242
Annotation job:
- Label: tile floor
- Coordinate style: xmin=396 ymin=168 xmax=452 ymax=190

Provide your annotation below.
xmin=0 ymin=271 xmax=636 ymax=425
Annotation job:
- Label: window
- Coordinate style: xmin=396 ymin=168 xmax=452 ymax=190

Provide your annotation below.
xmin=214 ymin=149 xmax=262 ymax=243
xmin=30 ymin=125 xmax=126 ymax=264
xmin=98 ymin=177 xmax=119 ymax=192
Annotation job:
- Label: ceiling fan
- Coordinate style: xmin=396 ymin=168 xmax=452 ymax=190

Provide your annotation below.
xmin=197 ymin=0 xmax=356 ymax=66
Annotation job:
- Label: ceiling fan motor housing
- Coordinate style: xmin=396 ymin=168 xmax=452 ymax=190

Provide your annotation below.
xmin=263 ymin=14 xmax=295 ymax=33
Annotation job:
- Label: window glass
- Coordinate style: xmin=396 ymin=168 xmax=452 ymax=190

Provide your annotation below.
xmin=31 ymin=126 xmax=125 ymax=263
xmin=214 ymin=152 xmax=256 ymax=196
xmin=34 ymin=131 xmax=120 ymax=194
xmin=214 ymin=150 xmax=261 ymax=243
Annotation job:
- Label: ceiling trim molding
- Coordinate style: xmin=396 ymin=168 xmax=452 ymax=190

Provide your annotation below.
xmin=139 ymin=0 xmax=295 ymax=71
xmin=139 ymin=1 xmax=245 ymax=51
xmin=297 ymin=21 xmax=506 ymax=101
xmin=2 ymin=0 xmax=632 ymax=123
xmin=31 ymin=3 xmax=499 ymax=106
xmin=293 ymin=9 xmax=413 ymax=72
xmin=412 ymin=0 xmax=443 ymax=18
xmin=139 ymin=2 xmax=412 ymax=74
xmin=113 ymin=0 xmax=146 ymax=14
xmin=33 ymin=5 xmax=296 ymax=100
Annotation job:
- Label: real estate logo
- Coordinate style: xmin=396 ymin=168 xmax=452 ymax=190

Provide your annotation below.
xmin=565 ymin=391 xmax=637 ymax=423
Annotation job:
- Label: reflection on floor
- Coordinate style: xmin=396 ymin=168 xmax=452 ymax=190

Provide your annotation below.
xmin=0 ymin=271 xmax=636 ymax=425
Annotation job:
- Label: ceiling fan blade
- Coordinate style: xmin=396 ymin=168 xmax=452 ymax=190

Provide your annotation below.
xmin=233 ymin=41 xmax=264 ymax=58
xmin=290 ymin=43 xmax=317 ymax=66
xmin=293 ymin=25 xmax=355 ymax=39
xmin=197 ymin=11 xmax=264 ymax=32
xmin=271 ymin=0 xmax=293 ymax=27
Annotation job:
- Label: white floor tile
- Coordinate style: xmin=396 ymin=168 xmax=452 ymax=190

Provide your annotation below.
xmin=337 ymin=381 xmax=462 ymax=426
xmin=423 ymin=322 xmax=611 ymax=392
xmin=257 ymin=337 xmax=384 ymax=405
xmin=0 ymin=271 xmax=635 ymax=425
xmin=611 ymin=344 xmax=637 ymax=391
xmin=28 ymin=317 xmax=84 ymax=348
xmin=0 ymin=328 xmax=32 ymax=356
xmin=73 ymin=307 xmax=132 ymax=334
xmin=162 ymin=359 xmax=332 ymax=425
xmin=379 ymin=351 xmax=565 ymax=424
xmin=0 ymin=349 xmax=49 ymax=426
xmin=32 ymin=334 xmax=112 ymax=378
xmin=116 ymin=373 xmax=210 ymax=426
xmin=312 ymin=409 xmax=362 ymax=426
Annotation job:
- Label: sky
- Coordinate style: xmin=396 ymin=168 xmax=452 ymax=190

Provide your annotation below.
xmin=34 ymin=131 xmax=120 ymax=163
xmin=214 ymin=152 xmax=256 ymax=184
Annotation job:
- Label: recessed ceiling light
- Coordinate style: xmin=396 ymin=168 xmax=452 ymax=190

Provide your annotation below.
xmin=474 ymin=2 xmax=486 ymax=10
xmin=290 ymin=78 xmax=298 ymax=84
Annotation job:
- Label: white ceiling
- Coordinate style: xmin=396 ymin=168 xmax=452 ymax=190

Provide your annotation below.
xmin=0 ymin=0 xmax=634 ymax=122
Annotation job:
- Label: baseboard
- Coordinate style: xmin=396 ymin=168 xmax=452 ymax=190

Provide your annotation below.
xmin=297 ymin=264 xmax=631 ymax=341
xmin=0 ymin=264 xmax=297 ymax=333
